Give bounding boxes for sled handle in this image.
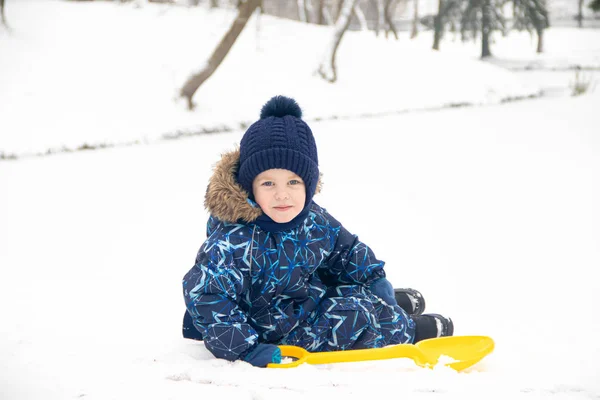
[267,335,494,371]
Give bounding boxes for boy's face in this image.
[252,168,306,223]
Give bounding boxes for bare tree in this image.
[411,0,419,38]
[333,0,344,20]
[373,0,398,38]
[433,0,444,49]
[305,0,315,21]
[1,0,7,27]
[432,0,460,50]
[317,0,326,24]
[383,0,399,39]
[481,0,492,57]
[179,0,261,109]
[323,5,334,23]
[318,0,358,82]
[577,0,584,27]
[374,0,385,36]
[353,3,369,30]
[297,0,309,22]
[315,0,334,24]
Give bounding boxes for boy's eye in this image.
[261,181,274,187]
[289,179,302,185]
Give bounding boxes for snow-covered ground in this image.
[1,1,600,400]
[1,0,599,157]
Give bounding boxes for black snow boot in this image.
[412,313,454,343]
[394,288,426,316]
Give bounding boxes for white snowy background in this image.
[1,1,599,399]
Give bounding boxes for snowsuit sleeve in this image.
[319,208,386,286]
[182,231,258,362]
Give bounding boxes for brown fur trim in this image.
[204,149,323,223]
[316,173,323,194]
[204,149,263,223]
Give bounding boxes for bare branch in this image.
[352,3,369,31]
[179,0,261,109]
[318,0,358,82]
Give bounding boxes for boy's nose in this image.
[275,191,290,200]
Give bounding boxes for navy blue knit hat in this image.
[238,96,319,205]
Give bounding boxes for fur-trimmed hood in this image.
[204,149,322,223]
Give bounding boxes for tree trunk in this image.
[481,0,492,58]
[536,27,544,53]
[383,0,398,39]
[334,0,344,21]
[577,0,583,27]
[432,0,443,50]
[527,0,548,53]
[316,0,334,25]
[318,0,325,24]
[305,0,314,23]
[1,0,7,26]
[209,0,218,8]
[318,0,358,83]
[297,0,308,22]
[375,0,384,36]
[411,0,419,39]
[460,0,474,41]
[323,6,334,24]
[179,0,261,110]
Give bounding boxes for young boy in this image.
[182,95,453,367]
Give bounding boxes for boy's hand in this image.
[243,344,282,367]
[369,278,398,306]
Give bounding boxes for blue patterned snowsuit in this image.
[182,150,415,362]
[183,207,416,362]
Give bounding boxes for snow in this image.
[1,1,600,400]
[6,0,598,157]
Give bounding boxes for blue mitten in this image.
[243,344,282,367]
[369,278,398,306]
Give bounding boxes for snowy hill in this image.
[4,0,598,157]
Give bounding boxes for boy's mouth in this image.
[273,206,292,211]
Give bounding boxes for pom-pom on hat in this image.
[238,96,319,205]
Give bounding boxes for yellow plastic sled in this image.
[267,335,494,371]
